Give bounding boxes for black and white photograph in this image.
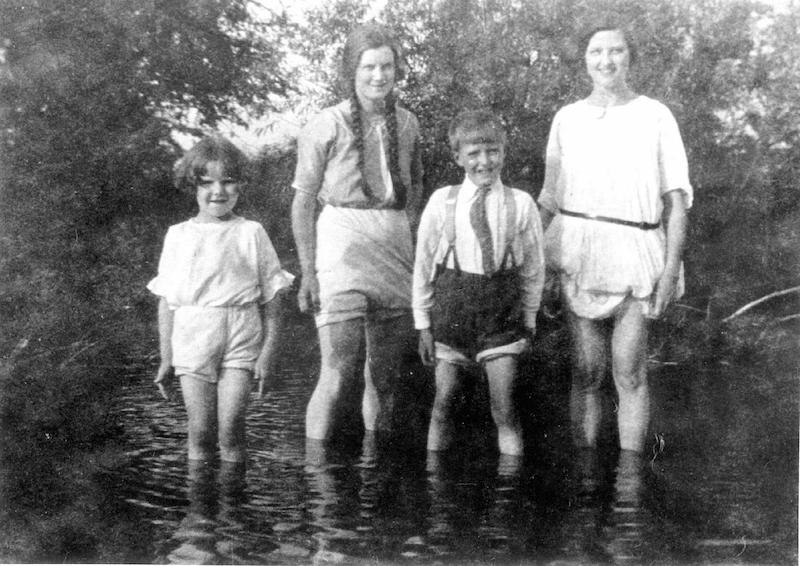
[0,0,797,563]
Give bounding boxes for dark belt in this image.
[559,208,660,230]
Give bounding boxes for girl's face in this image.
[354,46,396,106]
[195,160,239,222]
[585,29,631,90]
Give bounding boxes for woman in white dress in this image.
[538,25,692,459]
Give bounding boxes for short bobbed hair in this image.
[579,24,638,66]
[173,136,249,194]
[448,109,507,153]
[338,23,405,98]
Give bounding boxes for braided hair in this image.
[341,24,407,209]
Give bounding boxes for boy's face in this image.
[195,160,239,222]
[454,139,505,188]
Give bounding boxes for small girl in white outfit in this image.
[148,136,294,465]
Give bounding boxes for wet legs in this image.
[427,356,523,456]
[306,314,413,440]
[569,299,650,453]
[180,368,253,463]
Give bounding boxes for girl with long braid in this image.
[291,24,424,441]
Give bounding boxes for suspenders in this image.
[439,184,517,274]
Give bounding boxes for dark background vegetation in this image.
[0,0,797,561]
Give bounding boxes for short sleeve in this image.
[146,226,178,299]
[292,110,336,196]
[255,225,294,303]
[658,106,693,209]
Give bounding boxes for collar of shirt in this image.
[460,176,504,201]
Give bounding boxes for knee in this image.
[613,368,647,393]
[430,392,456,423]
[218,420,245,451]
[187,426,216,460]
[572,362,604,392]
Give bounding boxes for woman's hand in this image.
[154,362,175,401]
[418,328,436,367]
[254,352,277,399]
[649,272,678,319]
[297,273,320,314]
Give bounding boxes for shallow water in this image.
[105,318,797,565]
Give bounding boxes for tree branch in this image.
[722,286,800,323]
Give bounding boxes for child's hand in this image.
[418,329,436,367]
[297,274,320,314]
[154,363,175,401]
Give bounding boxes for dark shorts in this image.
[431,266,526,360]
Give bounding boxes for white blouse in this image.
[538,95,692,303]
[147,217,294,309]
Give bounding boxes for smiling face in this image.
[195,160,239,222]
[354,46,396,107]
[454,139,505,188]
[585,29,631,91]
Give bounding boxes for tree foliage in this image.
[297,0,800,312]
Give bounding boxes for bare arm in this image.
[154,297,175,400]
[651,189,688,317]
[254,294,284,398]
[291,191,319,314]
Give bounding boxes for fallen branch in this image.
[776,313,800,324]
[722,285,800,323]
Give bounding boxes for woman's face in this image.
[585,29,631,90]
[354,46,396,105]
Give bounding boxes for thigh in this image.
[365,312,415,363]
[318,319,365,374]
[217,368,253,429]
[568,311,608,386]
[611,298,648,384]
[180,374,217,429]
[484,356,519,401]
[433,360,462,401]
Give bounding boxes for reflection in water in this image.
[304,434,430,563]
[561,448,651,565]
[164,460,255,565]
[104,324,796,564]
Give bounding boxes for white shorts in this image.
[172,304,261,383]
[435,338,531,367]
[315,205,414,327]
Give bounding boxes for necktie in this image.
[470,185,495,274]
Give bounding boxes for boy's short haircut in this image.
[174,135,249,194]
[448,109,507,152]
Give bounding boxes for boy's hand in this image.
[297,273,320,314]
[154,363,175,401]
[418,329,436,366]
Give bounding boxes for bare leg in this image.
[217,368,253,463]
[484,355,523,456]
[362,362,380,432]
[568,312,608,449]
[363,313,414,433]
[427,360,461,451]
[611,299,649,453]
[306,319,363,440]
[180,375,217,462]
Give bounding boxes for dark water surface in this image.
[105,318,798,565]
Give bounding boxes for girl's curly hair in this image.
[173,136,249,194]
